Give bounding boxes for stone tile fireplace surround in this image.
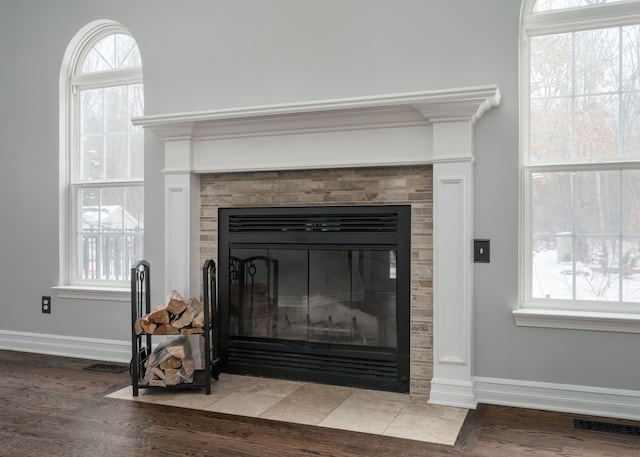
[201,166,431,394]
[134,86,501,408]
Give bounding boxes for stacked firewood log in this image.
[143,336,195,386]
[134,290,206,336]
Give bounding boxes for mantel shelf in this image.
[132,85,501,141]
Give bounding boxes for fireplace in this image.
[218,205,411,392]
[134,86,500,406]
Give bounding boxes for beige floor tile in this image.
[107,386,183,404]
[260,399,331,425]
[384,411,467,445]
[319,405,399,434]
[204,392,283,417]
[259,383,354,425]
[109,385,226,410]
[221,374,304,398]
[152,391,222,410]
[105,386,133,399]
[282,382,354,404]
[401,396,468,419]
[341,388,409,413]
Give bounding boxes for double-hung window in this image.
[520,0,640,326]
[62,23,144,291]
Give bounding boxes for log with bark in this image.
[134,290,209,336]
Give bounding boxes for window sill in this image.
[52,286,130,302]
[513,308,640,333]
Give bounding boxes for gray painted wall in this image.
[1,0,638,390]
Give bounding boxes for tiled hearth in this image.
[108,375,467,445]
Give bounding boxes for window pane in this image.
[575,171,620,235]
[623,170,640,234]
[533,0,626,12]
[79,83,143,182]
[574,237,620,301]
[106,133,127,179]
[80,88,103,135]
[622,25,640,91]
[129,84,144,119]
[105,86,128,131]
[80,47,112,73]
[531,34,573,99]
[575,28,619,95]
[125,186,144,230]
[622,93,640,158]
[531,168,573,300]
[532,234,574,299]
[575,95,619,159]
[621,238,640,301]
[532,172,573,235]
[530,97,573,161]
[76,186,143,281]
[100,187,124,232]
[130,130,144,179]
[114,34,141,69]
[80,136,103,181]
[78,188,99,280]
[80,33,141,73]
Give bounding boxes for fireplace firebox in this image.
[218,205,411,392]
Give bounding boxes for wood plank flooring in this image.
[1,350,639,456]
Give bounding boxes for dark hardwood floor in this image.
[1,350,639,456]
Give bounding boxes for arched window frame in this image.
[517,0,640,331]
[56,20,144,300]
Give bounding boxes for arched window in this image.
[520,0,640,316]
[60,21,144,290]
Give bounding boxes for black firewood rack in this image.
[130,259,220,396]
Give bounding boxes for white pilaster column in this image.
[429,121,476,408]
[162,138,200,299]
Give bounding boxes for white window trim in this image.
[59,20,142,298]
[516,0,640,332]
[52,285,130,302]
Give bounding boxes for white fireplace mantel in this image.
[133,85,501,408]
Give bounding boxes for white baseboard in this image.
[428,377,476,408]
[474,376,640,421]
[0,329,130,364]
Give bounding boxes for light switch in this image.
[474,239,490,263]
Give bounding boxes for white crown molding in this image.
[132,86,501,141]
[0,330,130,363]
[475,376,640,421]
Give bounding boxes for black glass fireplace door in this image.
[218,205,411,392]
[229,246,397,349]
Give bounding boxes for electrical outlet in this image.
[42,296,51,314]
